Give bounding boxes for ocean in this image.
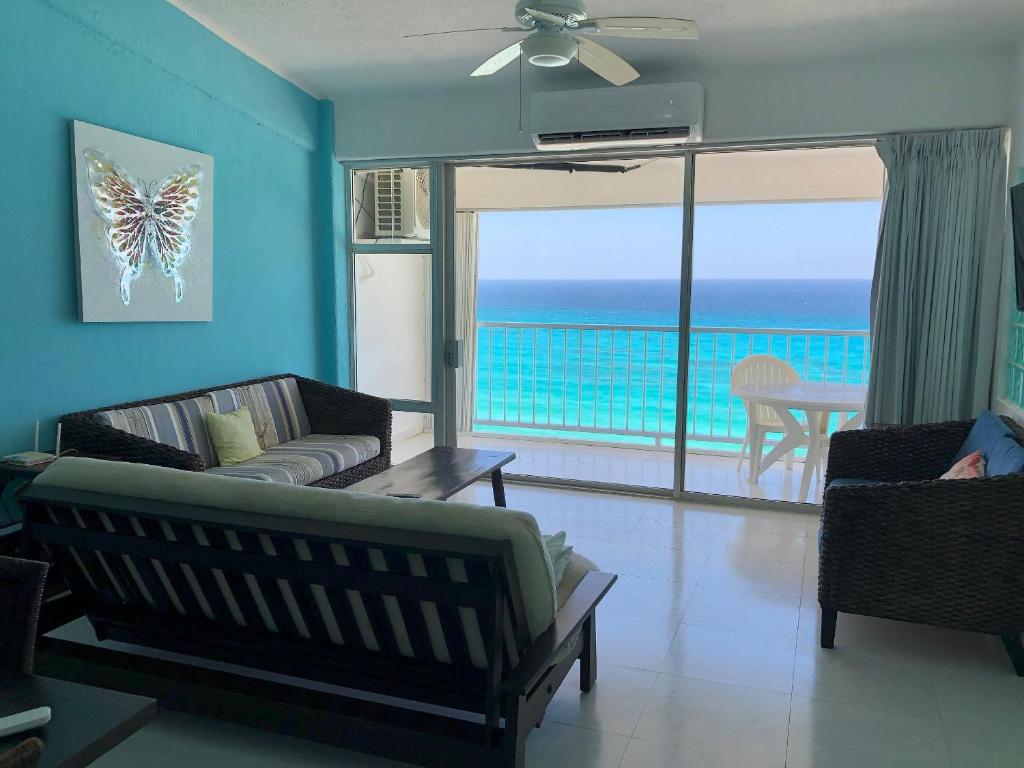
[478,279,872,330]
[472,279,871,445]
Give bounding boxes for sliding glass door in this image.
[451,157,689,491]
[680,147,883,504]
[348,146,883,508]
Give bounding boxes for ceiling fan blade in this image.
[471,41,523,77]
[574,37,639,86]
[405,27,525,38]
[523,6,568,29]
[577,17,699,40]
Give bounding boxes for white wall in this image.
[353,251,432,441]
[336,46,1014,161]
[1011,42,1024,171]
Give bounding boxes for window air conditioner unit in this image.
[374,168,430,239]
[528,82,704,152]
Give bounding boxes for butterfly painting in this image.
[84,149,202,305]
[72,121,214,323]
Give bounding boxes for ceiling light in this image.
[522,33,577,67]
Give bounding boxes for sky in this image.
[477,201,882,281]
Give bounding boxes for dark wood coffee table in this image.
[348,447,516,506]
[0,674,156,768]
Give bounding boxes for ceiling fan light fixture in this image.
[522,33,578,67]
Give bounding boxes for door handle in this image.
[446,339,465,369]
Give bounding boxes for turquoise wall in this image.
[0,0,342,456]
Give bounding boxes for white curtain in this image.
[866,128,1009,425]
[456,211,479,433]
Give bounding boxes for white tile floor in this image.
[447,433,825,504]
[92,484,1023,768]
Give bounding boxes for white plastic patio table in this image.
[732,381,868,503]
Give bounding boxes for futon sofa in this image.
[819,413,1024,675]
[21,457,615,768]
[59,374,391,488]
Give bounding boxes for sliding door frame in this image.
[357,131,907,510]
[672,154,697,499]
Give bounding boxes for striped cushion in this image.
[204,434,380,484]
[207,378,310,450]
[94,397,218,467]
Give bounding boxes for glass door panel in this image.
[682,147,883,504]
[453,158,686,490]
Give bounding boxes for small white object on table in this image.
[732,381,868,502]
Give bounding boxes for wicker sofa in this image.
[819,416,1024,676]
[59,374,391,489]
[20,458,615,768]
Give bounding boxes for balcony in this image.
[456,321,870,503]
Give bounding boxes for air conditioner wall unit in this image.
[373,168,430,239]
[528,82,704,152]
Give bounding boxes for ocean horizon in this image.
[477,278,871,330]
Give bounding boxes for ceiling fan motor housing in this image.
[514,0,588,28]
[523,30,579,67]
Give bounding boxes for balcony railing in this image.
[473,321,870,449]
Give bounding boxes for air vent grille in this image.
[374,168,403,237]
[535,125,692,149]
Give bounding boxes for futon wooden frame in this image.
[19,483,615,767]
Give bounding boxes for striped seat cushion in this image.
[207,377,311,450]
[204,434,380,484]
[93,397,218,467]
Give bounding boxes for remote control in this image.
[0,707,51,738]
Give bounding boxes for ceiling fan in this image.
[405,1,698,87]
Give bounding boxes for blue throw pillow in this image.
[985,434,1024,476]
[954,410,1014,463]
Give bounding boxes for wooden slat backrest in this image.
[20,485,535,711]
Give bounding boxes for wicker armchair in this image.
[59,374,392,488]
[0,739,43,768]
[819,418,1024,675]
[0,557,49,673]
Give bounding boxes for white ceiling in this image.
[168,0,1024,98]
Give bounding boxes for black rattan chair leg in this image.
[820,605,837,649]
[1001,633,1024,677]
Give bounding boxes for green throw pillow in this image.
[542,530,574,587]
[206,407,263,466]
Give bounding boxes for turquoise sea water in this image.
[473,279,871,446]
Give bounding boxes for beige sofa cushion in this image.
[557,552,600,609]
[35,457,557,641]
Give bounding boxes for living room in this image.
[2,1,1024,767]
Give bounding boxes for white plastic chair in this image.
[731,355,804,480]
[812,409,865,482]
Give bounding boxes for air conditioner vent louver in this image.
[373,168,429,240]
[528,83,704,152]
[536,125,691,149]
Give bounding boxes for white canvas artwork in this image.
[71,120,214,322]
